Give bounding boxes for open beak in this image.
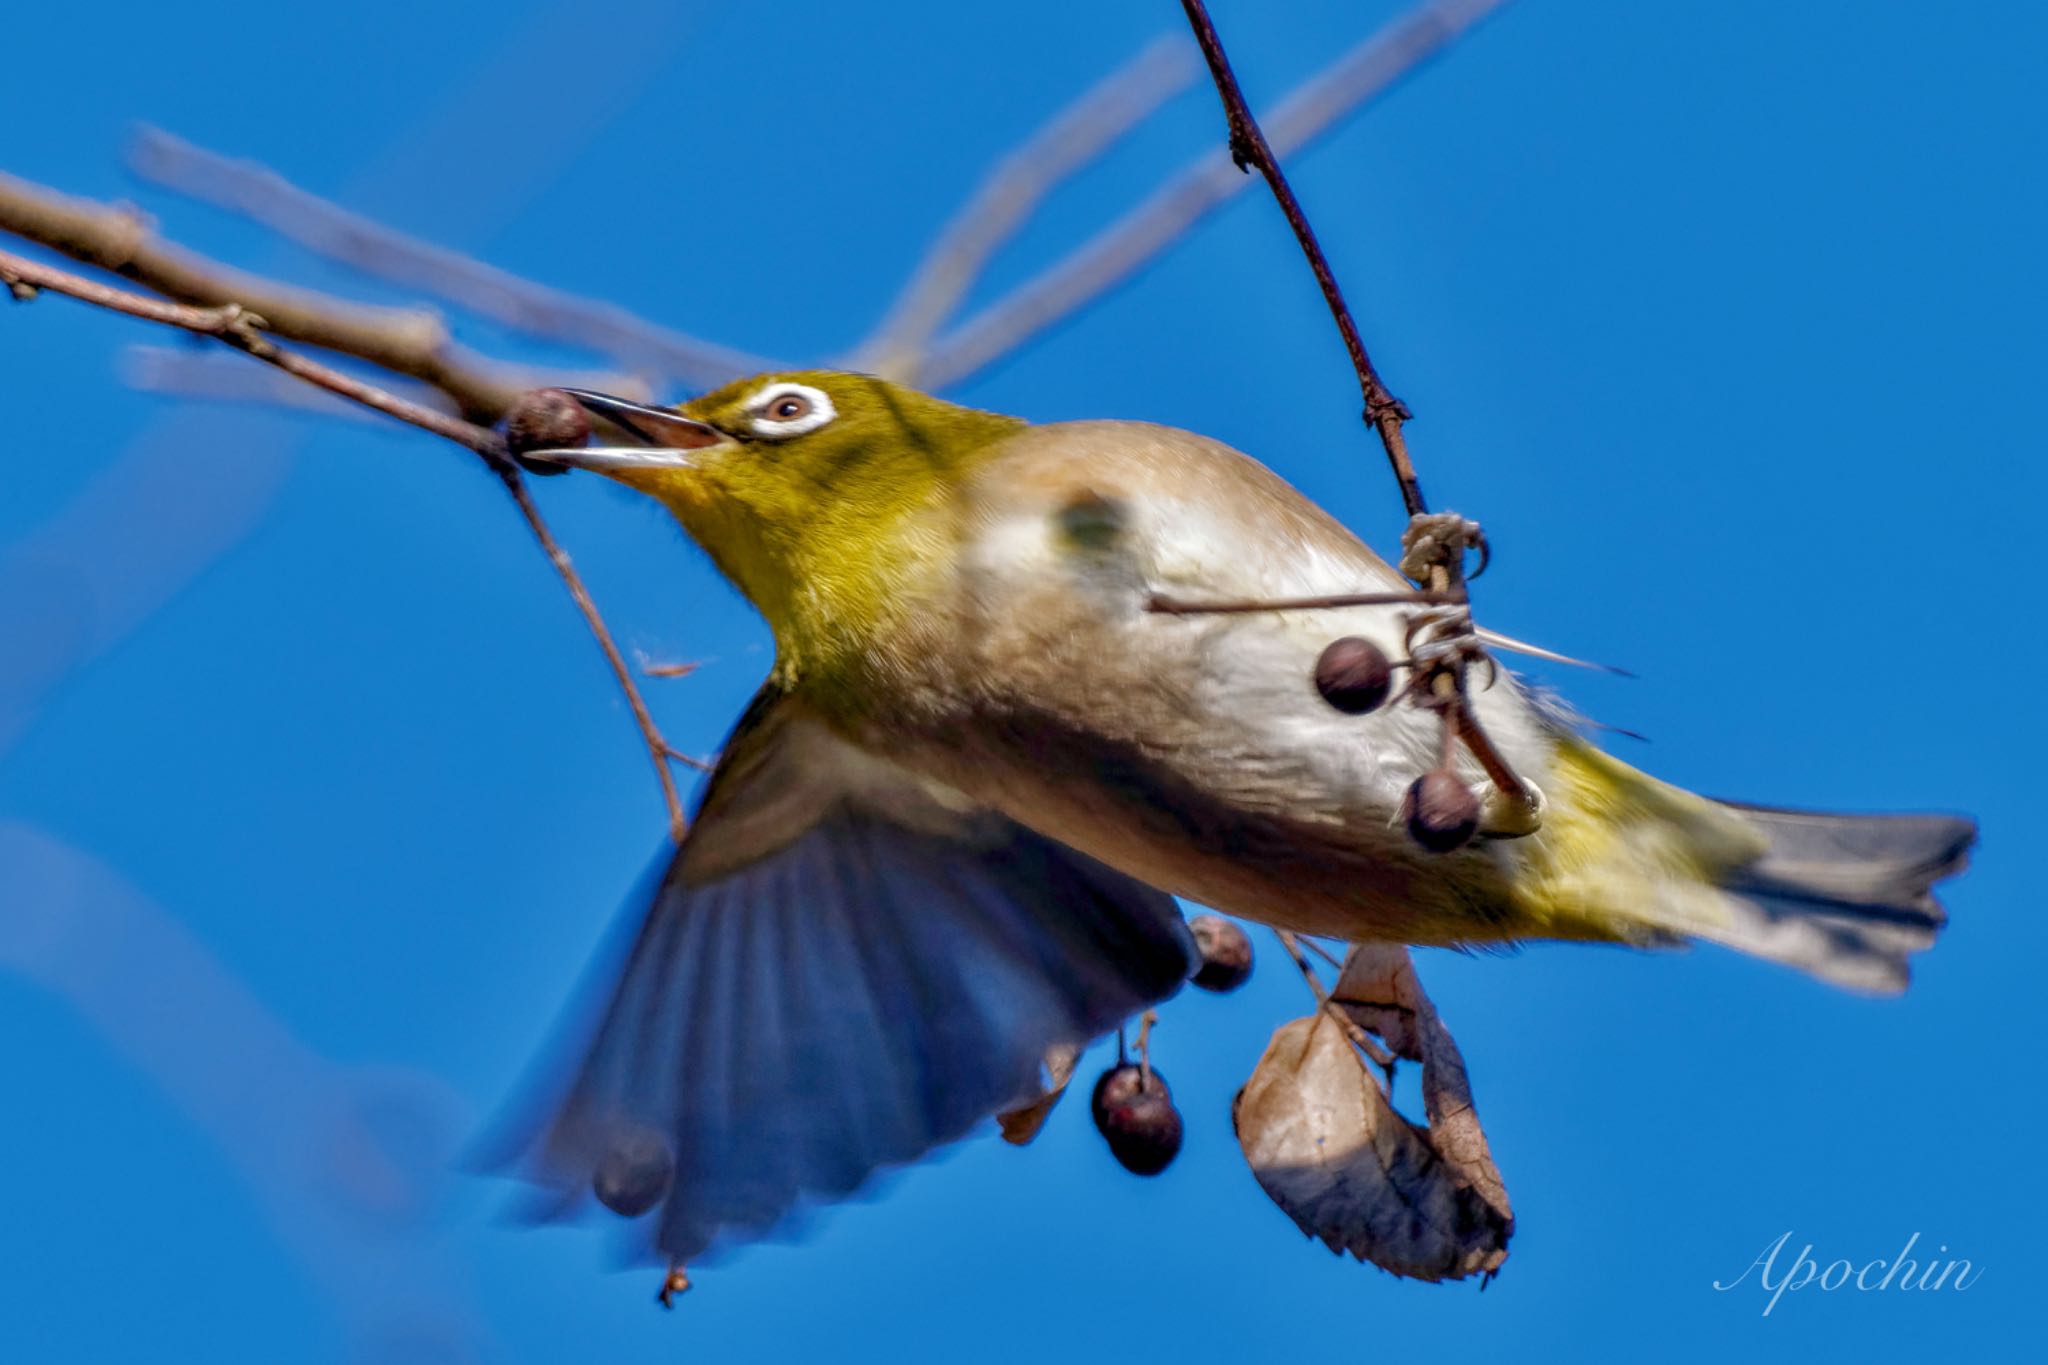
[522,388,729,472]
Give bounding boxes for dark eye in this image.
[746,382,835,437]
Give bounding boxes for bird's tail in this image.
[1527,741,1976,994]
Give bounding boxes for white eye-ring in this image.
[746,382,836,439]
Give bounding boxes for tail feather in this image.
[1698,804,1975,994]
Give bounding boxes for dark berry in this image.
[1314,637,1393,714]
[503,387,591,476]
[1091,1063,1153,1133]
[1091,1064,1183,1176]
[1188,914,1253,993]
[1402,768,1481,852]
[1104,1093,1183,1176]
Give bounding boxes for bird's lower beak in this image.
[521,388,729,472]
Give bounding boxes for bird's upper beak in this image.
[522,388,730,473]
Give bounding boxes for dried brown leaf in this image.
[1330,941,1426,1060]
[1331,944,1511,1221]
[997,1043,1081,1146]
[1234,946,1511,1281]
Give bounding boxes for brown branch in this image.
[129,128,775,388]
[853,33,1201,380]
[1,247,689,841]
[1273,931,1399,1077]
[1146,588,1459,615]
[1298,934,1347,971]
[0,9,1512,845]
[1133,1008,1159,1088]
[1180,0,1422,516]
[120,345,652,424]
[121,344,459,423]
[660,742,716,774]
[0,171,550,424]
[923,0,1513,390]
[490,468,689,840]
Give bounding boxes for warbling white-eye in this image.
[493,371,1973,1263]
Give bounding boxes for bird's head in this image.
[530,370,1025,672]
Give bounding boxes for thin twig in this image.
[1273,931,1398,1078]
[121,345,651,424]
[1180,0,1422,515]
[660,742,716,774]
[1146,588,1458,615]
[129,127,775,388]
[853,34,1201,380]
[922,0,1512,390]
[1272,929,1325,998]
[1,247,688,841]
[121,344,459,423]
[494,470,689,841]
[1298,935,1347,971]
[0,171,548,423]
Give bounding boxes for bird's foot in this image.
[1399,512,1488,582]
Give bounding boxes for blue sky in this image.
[3,1,2040,1360]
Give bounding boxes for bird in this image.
[488,370,1974,1266]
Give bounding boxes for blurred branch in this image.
[0,823,486,1354]
[0,247,689,841]
[0,2,1508,845]
[130,127,775,388]
[0,170,556,423]
[853,33,1201,380]
[6,0,1508,417]
[921,0,1512,390]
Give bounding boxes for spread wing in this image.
[485,684,1195,1263]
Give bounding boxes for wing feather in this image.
[487,687,1194,1263]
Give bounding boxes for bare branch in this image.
[1,247,689,840]
[1,170,550,423]
[1181,0,1422,515]
[853,33,1201,380]
[922,0,1512,390]
[130,127,775,388]
[122,345,653,423]
[502,470,690,841]
[0,4,1512,845]
[1273,930,1400,1075]
[1147,588,1459,615]
[121,344,454,423]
